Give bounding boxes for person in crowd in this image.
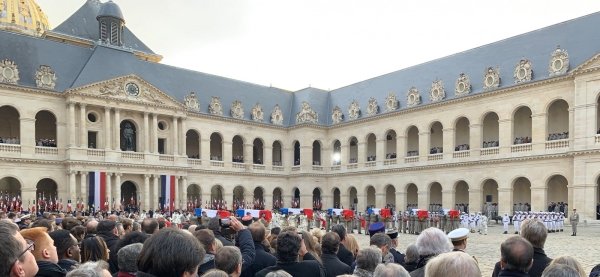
[343,234,360,260]
[264,270,293,277]
[195,229,217,274]
[85,220,98,239]
[208,217,234,246]
[403,244,419,272]
[0,220,39,277]
[255,230,325,277]
[240,222,276,277]
[492,218,552,277]
[32,219,55,233]
[141,218,158,236]
[113,231,147,257]
[299,230,322,263]
[65,260,112,277]
[20,227,67,277]
[19,214,32,230]
[409,227,452,277]
[423,251,480,277]
[70,225,85,242]
[96,220,120,273]
[49,229,80,272]
[353,246,382,277]
[589,264,600,277]
[201,269,229,277]
[540,264,579,277]
[136,228,205,277]
[332,224,354,267]
[547,256,585,277]
[115,243,143,277]
[80,236,110,263]
[370,233,393,264]
[386,230,405,266]
[374,263,410,277]
[497,236,534,277]
[321,232,351,277]
[214,246,247,277]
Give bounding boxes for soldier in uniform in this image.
[200,211,210,227]
[409,212,415,234]
[277,210,287,228]
[447,228,478,264]
[386,230,405,266]
[338,211,347,233]
[371,211,380,235]
[331,211,340,230]
[288,211,297,228]
[480,213,488,235]
[325,211,332,232]
[356,212,363,234]
[298,211,308,231]
[569,208,579,236]
[347,212,354,234]
[440,211,447,233]
[502,213,510,234]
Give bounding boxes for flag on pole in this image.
[67,200,72,212]
[160,175,176,212]
[89,172,107,211]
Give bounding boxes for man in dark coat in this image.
[208,217,234,246]
[321,232,351,277]
[332,224,354,267]
[240,222,276,277]
[496,236,534,277]
[386,230,405,266]
[96,220,120,274]
[194,229,217,275]
[255,231,325,277]
[491,218,552,277]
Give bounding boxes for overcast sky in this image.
[36,0,600,91]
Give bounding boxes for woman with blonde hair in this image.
[80,236,110,263]
[549,255,586,277]
[343,234,359,259]
[299,230,322,263]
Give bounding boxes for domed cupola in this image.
[97,0,125,46]
[0,0,51,37]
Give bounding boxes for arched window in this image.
[110,22,119,45]
[100,21,107,41]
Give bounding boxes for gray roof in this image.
[2,9,600,127]
[97,0,125,22]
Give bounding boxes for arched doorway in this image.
[454,181,469,211]
[332,140,341,165]
[312,141,321,165]
[385,185,396,210]
[455,117,470,151]
[312,188,321,209]
[366,186,375,207]
[210,133,223,161]
[406,126,419,157]
[233,186,245,205]
[272,141,282,166]
[210,185,224,207]
[513,106,533,144]
[406,183,418,210]
[120,120,137,151]
[366,134,376,161]
[349,187,357,210]
[429,182,442,211]
[429,122,443,154]
[273,188,283,209]
[547,175,568,205]
[253,187,264,209]
[253,138,264,164]
[292,188,300,207]
[348,137,358,163]
[0,177,21,212]
[385,130,397,159]
[513,177,532,212]
[333,188,341,209]
[0,106,20,144]
[482,179,499,216]
[187,184,201,209]
[547,100,569,141]
[186,130,200,159]
[35,110,57,147]
[121,181,137,211]
[232,135,244,163]
[36,178,58,211]
[482,112,499,148]
[293,141,300,165]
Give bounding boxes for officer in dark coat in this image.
[386,230,405,266]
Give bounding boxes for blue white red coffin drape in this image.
[160,175,176,211]
[88,172,106,211]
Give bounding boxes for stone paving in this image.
[350,223,599,276]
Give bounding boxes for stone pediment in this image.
[570,51,600,75]
[66,74,186,109]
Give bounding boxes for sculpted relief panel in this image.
[296,102,318,124]
[429,79,445,102]
[483,67,500,90]
[366,97,379,116]
[97,78,166,104]
[251,102,264,122]
[406,87,420,107]
[549,46,569,76]
[514,58,532,84]
[271,105,284,125]
[231,100,244,119]
[348,100,360,120]
[332,105,343,124]
[0,59,19,84]
[35,65,57,90]
[184,92,199,112]
[385,92,398,111]
[209,97,223,115]
[454,73,471,96]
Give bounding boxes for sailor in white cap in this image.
[447,228,478,263]
[502,213,510,234]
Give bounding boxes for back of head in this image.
[424,251,480,277]
[49,229,74,259]
[405,244,419,264]
[374,263,410,277]
[62,218,80,231]
[370,233,392,250]
[590,264,600,277]
[136,228,205,276]
[549,256,585,277]
[265,270,293,277]
[81,236,109,263]
[201,269,229,277]
[501,236,534,273]
[65,260,109,277]
[117,243,143,273]
[331,224,346,240]
[32,219,53,232]
[20,227,56,262]
[276,231,302,263]
[321,232,340,255]
[114,231,148,255]
[0,220,21,276]
[194,229,216,253]
[356,246,382,272]
[270,227,281,236]
[208,217,220,231]
[214,246,242,274]
[70,226,85,240]
[97,220,116,233]
[415,227,452,256]
[541,264,580,277]
[85,220,98,234]
[141,218,158,234]
[520,218,547,249]
[248,222,266,242]
[121,218,132,231]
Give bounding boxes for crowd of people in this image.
[514,137,532,145]
[348,158,357,164]
[0,136,19,144]
[385,153,397,159]
[548,132,569,141]
[454,144,470,151]
[366,156,376,162]
[233,156,245,163]
[406,151,419,157]
[313,161,322,165]
[482,141,499,148]
[36,139,57,147]
[0,207,593,277]
[429,147,443,154]
[189,154,200,159]
[210,155,223,161]
[272,161,282,166]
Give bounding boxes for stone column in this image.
[418,132,430,158]
[114,109,121,151]
[152,114,158,153]
[264,193,273,210]
[244,143,253,164]
[532,113,547,151]
[568,108,575,151]
[468,189,482,213]
[172,117,179,155]
[80,172,87,207]
[442,189,454,209]
[375,193,386,208]
[79,103,87,148]
[264,146,273,167]
[498,188,513,215]
[530,186,546,212]
[201,137,211,161]
[340,145,348,166]
[357,142,366,164]
[105,173,112,210]
[300,143,312,169]
[469,124,482,158]
[396,135,406,160]
[143,174,150,211]
[223,141,232,167]
[498,119,513,154]
[19,117,35,154]
[376,139,385,164]
[68,171,77,204]
[418,191,429,211]
[340,194,349,210]
[143,112,149,153]
[68,102,76,147]
[180,118,187,156]
[322,146,332,168]
[395,191,406,212]
[152,175,159,210]
[442,128,454,159]
[104,107,111,150]
[114,173,122,204]
[179,177,187,210]
[300,193,312,209]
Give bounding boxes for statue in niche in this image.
[123,123,135,151]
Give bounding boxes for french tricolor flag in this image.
[89,172,107,211]
[161,175,176,211]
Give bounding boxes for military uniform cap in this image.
[386,230,398,240]
[447,228,469,241]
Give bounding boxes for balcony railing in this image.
[384,159,397,165]
[545,139,569,149]
[210,161,224,167]
[291,166,300,171]
[159,155,174,162]
[312,166,323,171]
[272,166,284,171]
[331,165,341,171]
[35,146,58,155]
[452,150,470,158]
[365,161,376,167]
[87,149,105,157]
[232,162,246,169]
[428,153,443,161]
[347,164,358,170]
[0,143,21,153]
[480,147,499,156]
[511,143,532,153]
[121,152,143,159]
[405,156,419,163]
[253,164,265,170]
[188,159,202,166]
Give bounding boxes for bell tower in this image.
[96,0,125,46]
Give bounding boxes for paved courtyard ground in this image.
[351,223,599,276]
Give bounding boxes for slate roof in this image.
[2,4,600,127]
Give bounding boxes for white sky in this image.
[36,0,600,91]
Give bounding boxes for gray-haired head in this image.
[424,251,480,277]
[117,243,143,273]
[374,263,410,277]
[520,218,547,249]
[356,246,382,272]
[265,270,293,277]
[415,227,452,256]
[405,244,419,264]
[66,260,110,277]
[541,264,580,277]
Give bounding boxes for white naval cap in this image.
[447,228,470,242]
